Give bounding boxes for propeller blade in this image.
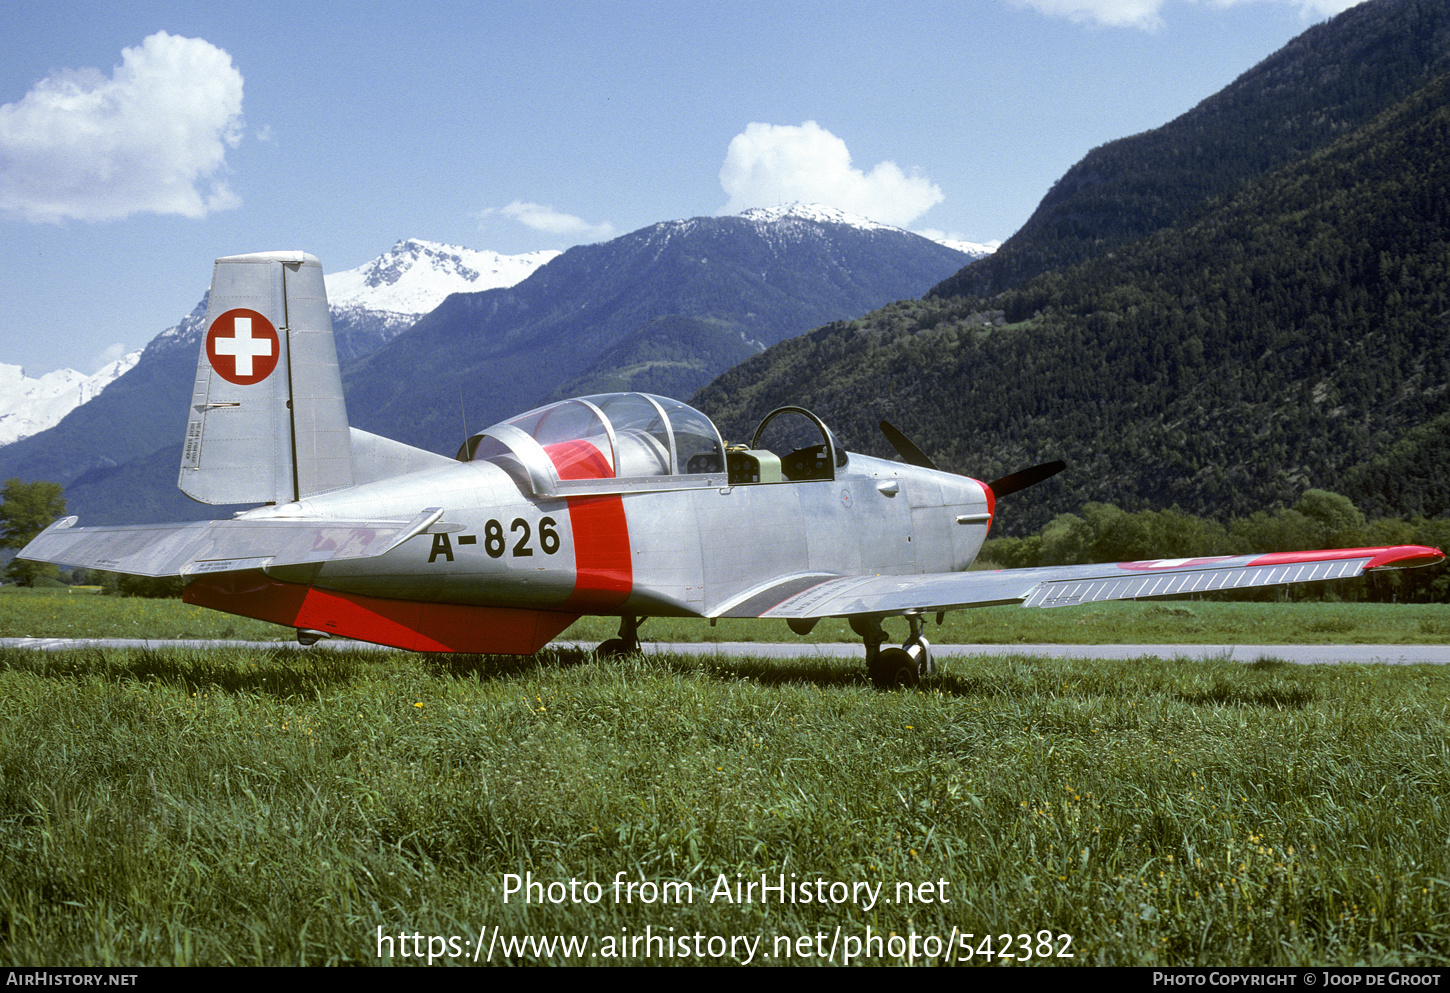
[880,419,1063,500]
[988,460,1066,499]
[879,420,938,471]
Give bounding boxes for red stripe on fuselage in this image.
[543,440,634,611]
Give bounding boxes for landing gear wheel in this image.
[593,638,636,659]
[869,647,922,689]
[594,616,645,658]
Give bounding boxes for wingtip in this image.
[1248,545,1445,570]
[1364,545,1445,570]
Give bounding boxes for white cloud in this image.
[717,121,944,228]
[1013,0,1366,30]
[0,33,244,223]
[88,342,129,373]
[480,200,616,242]
[1012,0,1167,30]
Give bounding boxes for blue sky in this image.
[0,0,1363,376]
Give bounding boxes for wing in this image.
[744,546,1444,619]
[18,508,444,578]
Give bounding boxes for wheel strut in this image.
[850,615,887,667]
[903,612,934,679]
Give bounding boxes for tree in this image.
[1,478,66,586]
[1293,489,1367,548]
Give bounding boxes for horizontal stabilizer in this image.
[19,509,443,578]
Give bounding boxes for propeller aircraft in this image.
[20,251,1445,687]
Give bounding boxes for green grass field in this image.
[2,641,1450,965]
[0,587,287,642]
[1,592,1447,966]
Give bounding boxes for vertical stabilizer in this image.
[179,252,353,505]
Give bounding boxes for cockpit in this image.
[726,405,848,485]
[457,392,846,495]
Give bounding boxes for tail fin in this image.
[179,251,353,505]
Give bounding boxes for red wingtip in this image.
[1247,545,1445,570]
[1365,545,1445,570]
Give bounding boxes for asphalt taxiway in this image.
[0,638,1444,665]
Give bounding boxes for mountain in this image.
[695,0,1450,534]
[933,0,1450,300]
[0,351,141,447]
[326,239,560,360]
[549,315,764,401]
[0,240,557,523]
[342,205,979,452]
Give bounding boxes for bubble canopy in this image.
[458,393,726,490]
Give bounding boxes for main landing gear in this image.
[852,613,934,690]
[594,615,645,658]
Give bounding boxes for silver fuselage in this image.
[259,452,991,619]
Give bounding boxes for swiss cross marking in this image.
[206,309,280,385]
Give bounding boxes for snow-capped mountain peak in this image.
[734,204,997,259]
[320,238,563,361]
[325,238,561,315]
[0,352,142,447]
[736,203,898,232]
[930,236,1001,257]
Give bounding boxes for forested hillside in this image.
[695,5,1450,539]
[934,0,1450,299]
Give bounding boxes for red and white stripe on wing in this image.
[1024,545,1442,608]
